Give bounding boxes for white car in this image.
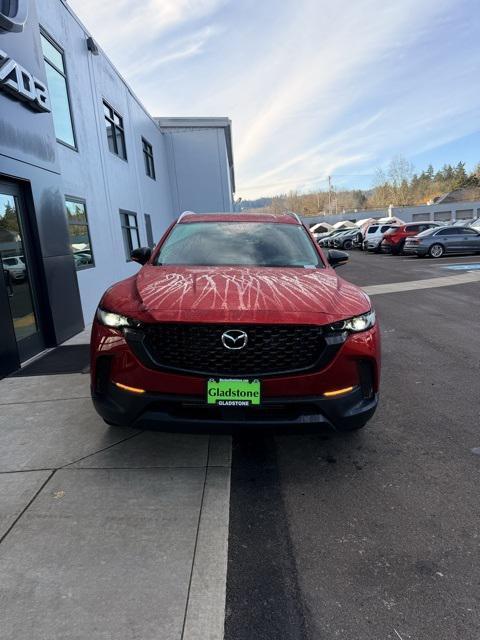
[2,256,26,281]
[364,224,399,252]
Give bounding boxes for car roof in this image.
[178,212,300,225]
[405,221,438,226]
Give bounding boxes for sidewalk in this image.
[0,327,231,640]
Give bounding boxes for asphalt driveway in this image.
[225,251,480,640]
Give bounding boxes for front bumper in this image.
[92,383,378,432]
[90,322,380,432]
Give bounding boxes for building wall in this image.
[0,0,235,376]
[0,0,84,350]
[160,125,234,216]
[37,0,176,321]
[35,1,234,322]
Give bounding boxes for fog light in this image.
[114,382,146,394]
[323,386,354,397]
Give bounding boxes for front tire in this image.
[429,243,444,258]
[343,239,353,250]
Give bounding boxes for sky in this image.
[69,0,480,199]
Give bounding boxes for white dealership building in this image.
[0,0,235,376]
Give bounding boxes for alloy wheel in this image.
[429,243,444,258]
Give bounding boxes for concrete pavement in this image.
[0,327,231,640]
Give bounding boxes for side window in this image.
[104,101,127,160]
[436,228,457,236]
[142,139,156,179]
[407,225,420,232]
[368,226,378,234]
[463,228,478,235]
[120,210,140,260]
[40,31,76,148]
[144,213,154,247]
[65,198,94,270]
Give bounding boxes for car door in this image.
[462,227,480,253]
[435,227,461,253]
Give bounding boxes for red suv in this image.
[91,213,380,432]
[381,222,440,255]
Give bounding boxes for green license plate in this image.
[207,378,261,406]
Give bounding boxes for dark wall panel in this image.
[0,267,20,376]
[42,254,84,344]
[33,182,72,259]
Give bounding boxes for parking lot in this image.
[226,250,480,640]
[1,250,480,639]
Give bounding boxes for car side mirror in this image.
[327,249,349,268]
[130,247,152,265]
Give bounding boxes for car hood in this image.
[101,265,371,324]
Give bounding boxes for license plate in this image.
[207,378,261,406]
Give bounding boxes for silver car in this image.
[404,226,480,258]
[2,256,26,281]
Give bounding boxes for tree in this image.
[0,202,19,233]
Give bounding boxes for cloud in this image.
[70,0,225,65]
[121,26,220,78]
[69,0,480,199]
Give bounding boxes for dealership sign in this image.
[0,0,28,33]
[0,49,50,112]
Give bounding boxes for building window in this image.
[120,210,140,260]
[144,213,154,247]
[40,31,76,148]
[103,101,127,159]
[65,198,94,270]
[142,138,156,179]
[433,211,452,222]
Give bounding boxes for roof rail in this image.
[285,211,302,224]
[178,210,196,222]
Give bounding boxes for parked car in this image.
[327,230,351,248]
[332,228,363,250]
[404,226,480,258]
[380,222,440,255]
[91,212,380,432]
[363,224,399,252]
[74,251,93,268]
[318,229,348,247]
[353,231,367,249]
[1,256,26,281]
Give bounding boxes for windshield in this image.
[155,222,323,268]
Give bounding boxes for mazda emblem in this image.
[221,329,248,350]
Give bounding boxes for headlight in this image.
[96,307,134,328]
[330,310,376,333]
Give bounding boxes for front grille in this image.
[140,323,326,376]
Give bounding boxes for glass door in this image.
[0,182,44,362]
